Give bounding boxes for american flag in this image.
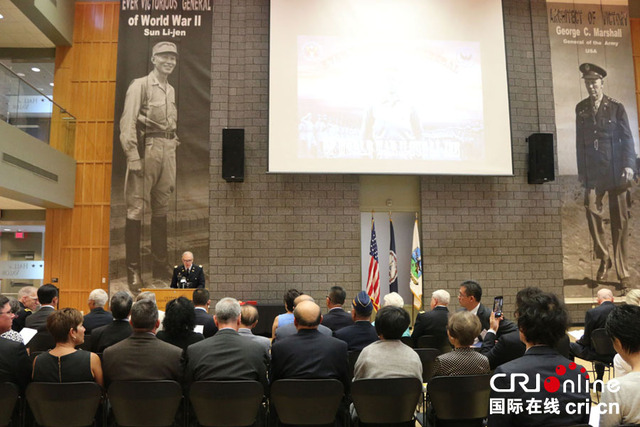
[366,216,380,309]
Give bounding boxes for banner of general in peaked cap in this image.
[109,0,213,294]
[546,1,640,299]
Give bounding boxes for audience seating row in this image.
[0,376,492,427]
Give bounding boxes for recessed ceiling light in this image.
[16,72,25,77]
[31,67,41,72]
[49,83,54,87]
[3,228,10,231]
[37,88,44,91]
[0,14,4,19]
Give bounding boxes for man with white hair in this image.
[411,289,450,347]
[184,297,268,389]
[170,251,205,288]
[570,288,616,380]
[83,288,113,333]
[12,286,38,332]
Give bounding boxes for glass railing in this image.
[0,62,75,156]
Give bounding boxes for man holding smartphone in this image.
[458,280,517,338]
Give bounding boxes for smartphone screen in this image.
[493,296,504,318]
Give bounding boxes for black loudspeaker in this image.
[527,133,555,184]
[222,128,244,182]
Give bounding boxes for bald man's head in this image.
[597,288,614,304]
[293,294,314,307]
[294,300,322,329]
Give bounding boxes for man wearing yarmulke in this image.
[576,63,636,293]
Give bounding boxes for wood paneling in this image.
[45,2,119,311]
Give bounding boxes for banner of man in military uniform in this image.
[546,0,639,298]
[109,0,213,293]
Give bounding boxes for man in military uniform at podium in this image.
[170,251,205,288]
[576,63,637,293]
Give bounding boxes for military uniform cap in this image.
[352,290,373,315]
[152,41,178,56]
[580,63,606,79]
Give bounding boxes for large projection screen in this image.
[269,0,513,175]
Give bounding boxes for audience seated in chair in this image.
[599,304,640,426]
[184,297,268,389]
[12,286,38,332]
[238,304,272,354]
[321,286,354,332]
[102,298,182,386]
[489,287,589,427]
[570,288,616,381]
[157,296,204,351]
[90,290,133,353]
[480,310,526,370]
[32,308,103,386]
[354,305,422,381]
[271,288,300,339]
[274,294,332,342]
[432,311,490,377]
[334,291,378,351]
[411,289,451,348]
[192,288,218,338]
[614,289,640,378]
[83,288,113,334]
[458,280,518,339]
[25,284,58,332]
[0,295,31,392]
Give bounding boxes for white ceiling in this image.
[0,0,55,48]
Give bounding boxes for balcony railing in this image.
[0,62,75,156]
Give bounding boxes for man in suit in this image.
[170,251,205,288]
[12,286,38,332]
[91,291,133,353]
[192,288,217,337]
[238,304,271,354]
[321,286,353,332]
[25,283,58,332]
[83,288,113,333]
[458,280,517,338]
[335,290,378,351]
[576,63,636,291]
[570,288,616,379]
[184,297,268,389]
[411,289,450,347]
[102,298,183,386]
[0,295,31,391]
[271,299,349,392]
[274,295,332,342]
[480,311,526,370]
[489,288,589,426]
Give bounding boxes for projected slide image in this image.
[297,36,484,162]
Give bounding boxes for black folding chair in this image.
[189,380,264,427]
[0,382,19,427]
[348,350,361,381]
[427,374,491,427]
[26,382,103,427]
[351,377,422,427]
[400,336,414,348]
[417,335,451,354]
[107,380,183,427]
[271,379,344,426]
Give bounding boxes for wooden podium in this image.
[140,288,194,310]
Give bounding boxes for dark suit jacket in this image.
[489,346,589,426]
[577,301,615,348]
[334,321,379,351]
[473,304,518,338]
[321,308,354,332]
[194,308,217,338]
[0,338,31,391]
[90,320,132,353]
[480,330,526,370]
[271,328,349,392]
[25,306,55,332]
[11,302,32,332]
[102,331,183,386]
[184,328,268,390]
[170,264,205,288]
[411,306,449,346]
[83,307,113,334]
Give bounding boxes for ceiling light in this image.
[16,72,25,77]
[31,67,41,72]
[0,14,4,19]
[49,83,54,87]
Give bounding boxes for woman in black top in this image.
[157,297,204,351]
[32,308,103,386]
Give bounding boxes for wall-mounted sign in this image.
[0,261,44,280]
